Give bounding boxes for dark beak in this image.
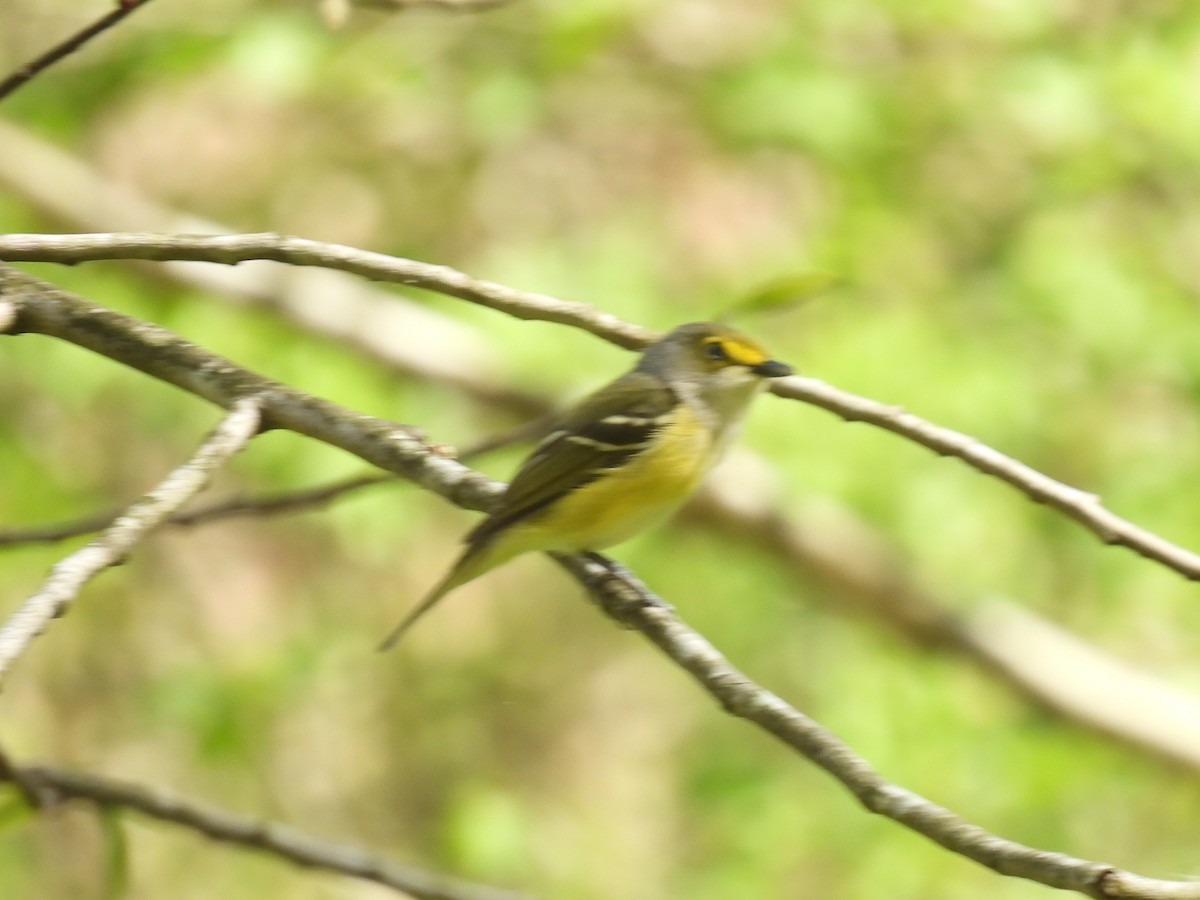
[751,359,793,378]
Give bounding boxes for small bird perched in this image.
[379,321,793,650]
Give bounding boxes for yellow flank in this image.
[404,405,713,627]
[505,403,712,555]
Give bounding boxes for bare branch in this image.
[1,233,1196,584]
[0,397,262,685]
[5,763,529,900]
[0,298,16,333]
[963,599,1200,772]
[557,554,1200,900]
[0,475,394,547]
[0,509,129,547]
[0,232,655,348]
[771,377,1200,582]
[0,262,503,519]
[0,1,159,103]
[0,742,47,809]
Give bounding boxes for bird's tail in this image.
[376,540,501,651]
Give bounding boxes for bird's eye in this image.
[704,341,728,361]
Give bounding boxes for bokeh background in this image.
[3,0,1200,898]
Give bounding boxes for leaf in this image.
[721,271,844,318]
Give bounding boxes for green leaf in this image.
[721,272,845,319]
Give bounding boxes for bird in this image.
[378,321,793,650]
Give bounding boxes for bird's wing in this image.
[467,371,679,545]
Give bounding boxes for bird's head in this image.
[641,321,794,386]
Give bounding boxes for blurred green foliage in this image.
[2,0,1200,898]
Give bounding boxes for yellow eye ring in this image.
[703,341,728,361]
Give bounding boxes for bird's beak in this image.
[751,359,793,378]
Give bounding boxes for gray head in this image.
[636,322,793,383]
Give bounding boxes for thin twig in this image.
[0,405,545,548]
[6,764,529,900]
[0,1,159,103]
[0,509,127,547]
[0,398,262,686]
[0,475,394,547]
[1,233,1196,584]
[0,743,45,809]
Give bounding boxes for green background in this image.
[2,0,1200,897]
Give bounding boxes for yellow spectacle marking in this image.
[715,337,769,367]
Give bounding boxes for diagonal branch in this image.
[0,396,262,685]
[4,763,530,900]
[0,1,160,103]
[0,261,503,530]
[0,232,654,347]
[770,377,1200,582]
[1,233,1196,583]
[557,554,1200,900]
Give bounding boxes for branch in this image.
[557,554,1200,900]
[0,395,262,686]
[0,474,394,547]
[4,763,529,900]
[0,262,502,530]
[0,232,654,348]
[770,377,1200,582]
[0,1,159,103]
[0,742,47,809]
[1,233,1196,584]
